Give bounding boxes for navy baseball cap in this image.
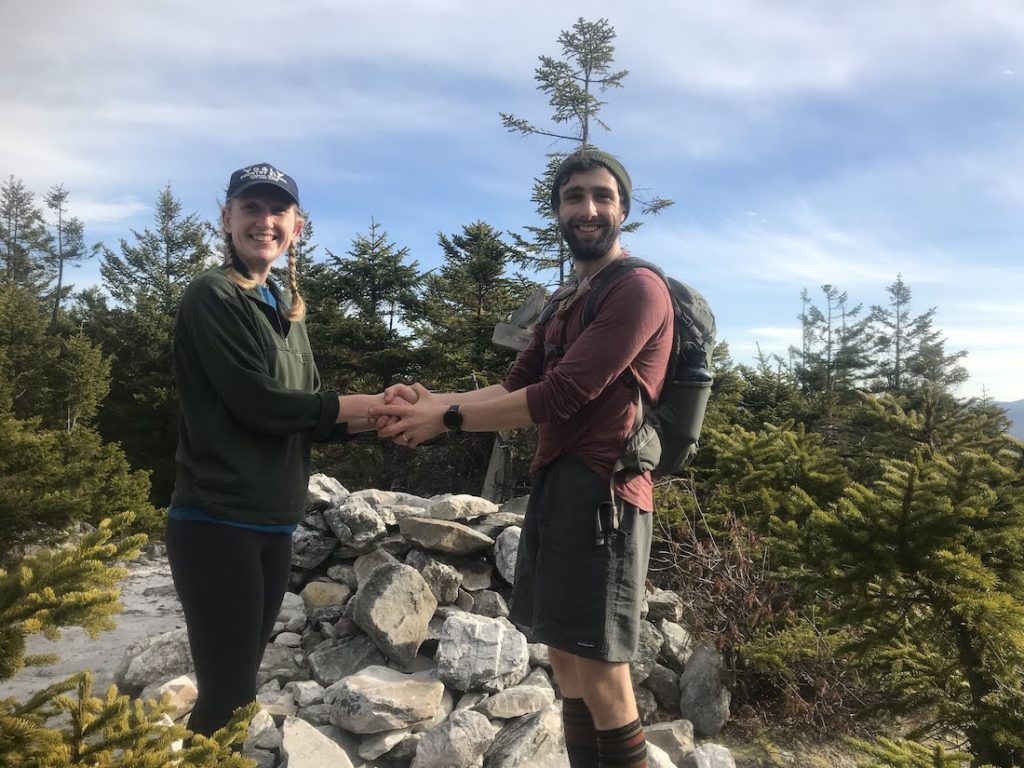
[226,163,300,206]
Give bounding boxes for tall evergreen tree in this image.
[411,221,536,389]
[99,185,214,315]
[500,17,672,283]
[792,287,827,392]
[868,275,965,395]
[830,287,872,391]
[0,176,52,295]
[0,283,55,421]
[328,219,419,331]
[90,186,215,504]
[869,274,913,391]
[501,16,628,146]
[302,219,420,394]
[0,283,111,434]
[792,284,870,393]
[52,330,112,432]
[43,185,94,323]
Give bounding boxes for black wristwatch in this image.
[443,404,464,432]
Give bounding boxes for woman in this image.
[167,163,379,735]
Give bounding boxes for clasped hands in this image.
[368,383,446,448]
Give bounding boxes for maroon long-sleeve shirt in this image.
[502,261,673,511]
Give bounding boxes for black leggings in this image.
[166,518,292,736]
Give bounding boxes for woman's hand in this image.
[369,383,447,447]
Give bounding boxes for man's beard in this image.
[559,216,620,262]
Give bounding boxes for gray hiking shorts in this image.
[508,454,653,662]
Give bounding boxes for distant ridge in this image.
[998,399,1024,440]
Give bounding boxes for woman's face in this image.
[222,187,304,276]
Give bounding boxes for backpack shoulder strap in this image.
[580,256,664,327]
[535,279,578,328]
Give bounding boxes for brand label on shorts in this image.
[577,640,596,648]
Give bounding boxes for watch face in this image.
[444,405,463,430]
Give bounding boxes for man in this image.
[372,147,672,768]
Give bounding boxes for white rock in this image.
[347,563,437,665]
[139,674,197,717]
[276,590,309,633]
[274,631,303,647]
[436,614,529,693]
[679,647,731,737]
[306,474,350,510]
[691,742,738,768]
[359,727,412,760]
[411,709,497,768]
[427,494,500,522]
[114,628,192,693]
[646,719,695,765]
[286,679,326,708]
[483,701,568,767]
[494,526,521,584]
[472,684,554,719]
[281,716,356,768]
[324,665,445,734]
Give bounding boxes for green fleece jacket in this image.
[170,267,341,526]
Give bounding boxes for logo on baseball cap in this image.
[226,163,300,206]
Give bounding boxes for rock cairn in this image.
[115,474,737,768]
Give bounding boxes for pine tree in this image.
[500,17,672,282]
[303,219,420,394]
[869,275,966,396]
[726,349,810,434]
[411,221,536,389]
[0,517,255,767]
[0,403,161,554]
[51,330,111,432]
[91,185,215,503]
[846,736,974,768]
[0,176,52,295]
[791,284,870,394]
[701,419,850,532]
[99,185,214,316]
[329,218,419,331]
[0,283,56,421]
[44,185,95,324]
[786,449,1024,767]
[791,287,824,392]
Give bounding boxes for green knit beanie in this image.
[550,147,633,219]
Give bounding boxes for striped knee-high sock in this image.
[561,697,599,768]
[597,718,647,768]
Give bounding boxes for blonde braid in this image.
[222,232,256,290]
[285,241,306,321]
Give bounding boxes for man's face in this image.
[556,167,626,262]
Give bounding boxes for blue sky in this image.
[3,0,1023,402]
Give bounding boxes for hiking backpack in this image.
[537,257,716,475]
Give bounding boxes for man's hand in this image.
[367,383,420,432]
[369,383,447,447]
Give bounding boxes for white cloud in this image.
[644,219,928,290]
[70,198,151,225]
[3,0,1023,405]
[954,348,1024,402]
